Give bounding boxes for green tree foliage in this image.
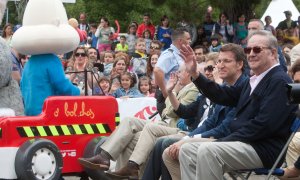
[65,0,169,32]
[164,0,210,25]
[209,0,262,22]
[3,0,300,31]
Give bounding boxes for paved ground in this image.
[63,173,281,180]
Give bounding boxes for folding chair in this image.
[226,117,300,180]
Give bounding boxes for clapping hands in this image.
[166,72,178,93]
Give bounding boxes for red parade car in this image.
[0,96,118,180]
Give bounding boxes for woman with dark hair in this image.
[66,47,88,82]
[2,23,13,45]
[194,25,207,47]
[157,15,172,50]
[95,17,115,53]
[146,52,160,95]
[233,13,248,47]
[211,12,234,43]
[110,56,128,79]
[146,52,160,79]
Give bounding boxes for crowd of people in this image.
[4,11,300,99]
[4,7,300,179]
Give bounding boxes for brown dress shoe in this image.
[78,153,110,170]
[106,161,139,180]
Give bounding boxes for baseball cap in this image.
[284,10,292,15]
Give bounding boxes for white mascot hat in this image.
[11,0,79,55]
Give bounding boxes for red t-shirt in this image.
[137,23,156,38]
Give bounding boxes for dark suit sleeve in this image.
[277,47,287,72]
[201,107,235,139]
[174,96,201,119]
[188,109,219,137]
[218,77,296,142]
[192,73,242,107]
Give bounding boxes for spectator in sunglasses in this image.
[247,19,287,73]
[179,30,297,180]
[66,47,93,94]
[149,40,162,55]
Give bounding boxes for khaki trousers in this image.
[100,117,147,161]
[286,132,300,166]
[100,117,179,173]
[129,123,179,165]
[179,141,263,180]
[163,137,214,180]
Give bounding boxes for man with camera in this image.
[178,30,298,180]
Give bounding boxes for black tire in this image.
[15,138,63,180]
[82,137,109,180]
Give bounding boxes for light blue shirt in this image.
[112,87,143,98]
[155,44,183,83]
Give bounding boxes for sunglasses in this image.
[75,53,87,57]
[244,46,270,54]
[204,65,215,72]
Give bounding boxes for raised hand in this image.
[180,44,198,78]
[166,72,178,93]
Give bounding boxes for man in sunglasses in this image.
[154,28,191,116]
[143,44,247,180]
[179,30,298,180]
[248,19,287,72]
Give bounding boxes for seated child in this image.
[209,34,222,52]
[112,72,143,98]
[103,51,115,76]
[143,29,152,54]
[130,38,147,77]
[115,35,129,53]
[93,76,111,95]
[138,76,154,97]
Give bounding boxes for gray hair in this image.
[171,27,188,42]
[0,0,7,25]
[248,30,278,49]
[249,19,264,30]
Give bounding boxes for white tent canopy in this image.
[261,0,300,28]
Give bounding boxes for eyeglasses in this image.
[244,46,270,54]
[150,46,160,50]
[217,58,234,64]
[204,65,215,72]
[75,53,87,57]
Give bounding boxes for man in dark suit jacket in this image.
[179,30,298,180]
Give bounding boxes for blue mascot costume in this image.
[11,0,80,116]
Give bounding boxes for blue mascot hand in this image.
[177,118,188,131]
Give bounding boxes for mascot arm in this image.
[48,57,80,96]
